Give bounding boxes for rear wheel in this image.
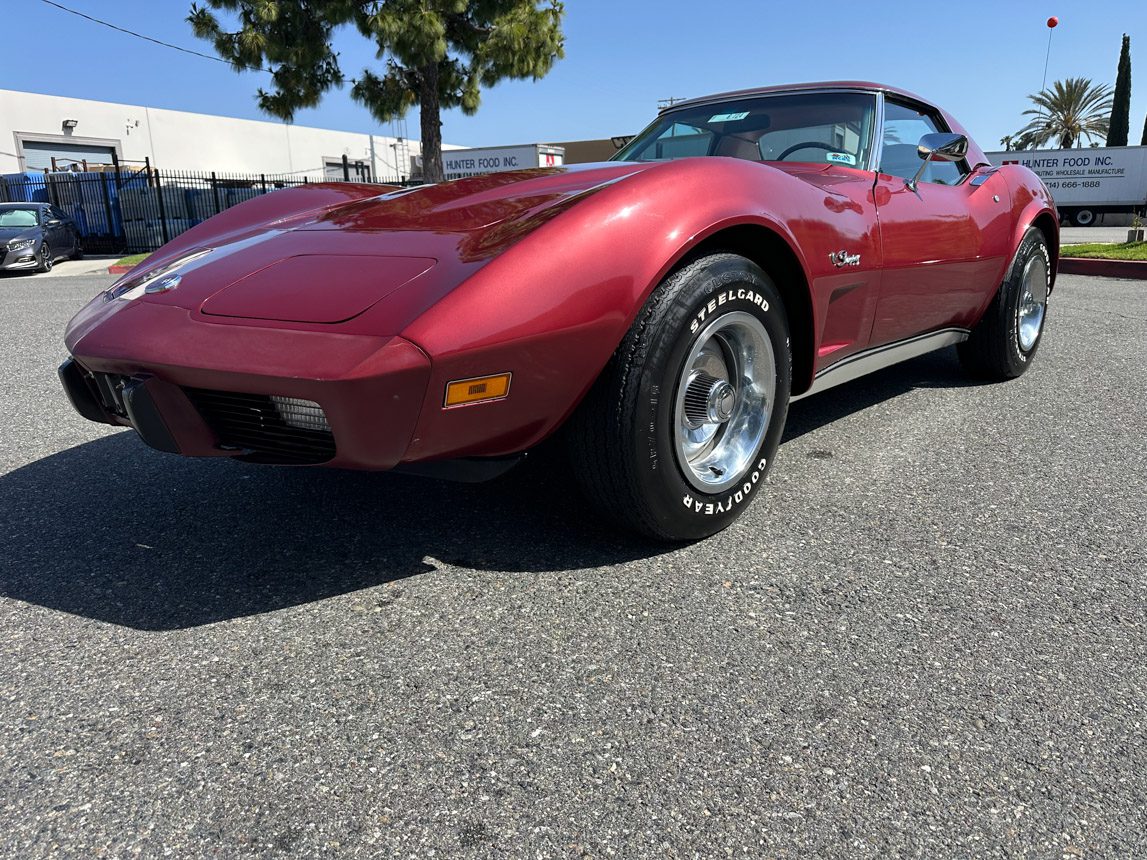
[1072,208,1095,227]
[568,253,791,541]
[958,227,1050,379]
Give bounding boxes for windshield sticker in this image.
[709,111,750,123]
[826,152,856,165]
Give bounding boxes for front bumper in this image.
[62,301,433,469]
[0,245,39,270]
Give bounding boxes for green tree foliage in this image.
[189,0,565,182]
[1107,34,1131,146]
[1015,78,1113,149]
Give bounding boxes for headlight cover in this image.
[105,248,214,302]
[7,239,35,251]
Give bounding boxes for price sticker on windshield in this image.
[709,112,750,122]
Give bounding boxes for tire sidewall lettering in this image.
[690,285,771,334]
[680,457,770,517]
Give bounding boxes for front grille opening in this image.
[184,388,335,465]
[89,371,132,418]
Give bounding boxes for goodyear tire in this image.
[958,227,1051,380]
[568,253,791,541]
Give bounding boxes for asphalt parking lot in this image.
[1,272,1145,857]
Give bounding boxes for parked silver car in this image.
[0,203,82,273]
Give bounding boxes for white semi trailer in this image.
[984,145,1147,226]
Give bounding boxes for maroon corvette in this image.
[61,82,1057,540]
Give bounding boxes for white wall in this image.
[0,88,452,180]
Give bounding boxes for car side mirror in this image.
[907,133,968,191]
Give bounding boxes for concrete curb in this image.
[1059,257,1147,279]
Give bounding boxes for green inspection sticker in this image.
[709,112,750,122]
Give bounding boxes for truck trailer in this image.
[985,145,1147,226]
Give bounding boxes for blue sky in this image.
[7,0,1146,150]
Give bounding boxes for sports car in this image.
[60,81,1058,541]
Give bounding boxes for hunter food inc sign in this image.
[442,145,564,179]
[987,146,1147,208]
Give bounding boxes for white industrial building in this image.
[0,88,443,181]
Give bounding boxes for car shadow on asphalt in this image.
[1,348,981,632]
[782,346,985,441]
[0,430,673,630]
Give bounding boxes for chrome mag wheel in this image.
[673,311,775,494]
[1017,252,1048,352]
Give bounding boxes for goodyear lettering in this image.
[682,458,769,515]
[690,290,770,333]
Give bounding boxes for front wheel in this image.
[958,227,1051,380]
[568,253,792,541]
[36,243,53,273]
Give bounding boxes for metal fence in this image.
[0,158,409,254]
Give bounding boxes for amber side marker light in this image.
[444,373,512,408]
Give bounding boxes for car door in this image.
[51,206,78,253]
[44,206,71,256]
[870,98,1012,346]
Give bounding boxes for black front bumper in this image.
[58,359,180,453]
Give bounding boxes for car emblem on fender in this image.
[829,250,861,268]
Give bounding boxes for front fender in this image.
[398,158,822,462]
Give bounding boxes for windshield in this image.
[614,91,877,170]
[0,208,40,228]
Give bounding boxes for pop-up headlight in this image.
[105,249,214,302]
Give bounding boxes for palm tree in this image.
[1016,77,1114,149]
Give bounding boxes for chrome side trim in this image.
[870,91,886,176]
[791,328,969,402]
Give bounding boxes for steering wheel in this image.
[776,141,838,161]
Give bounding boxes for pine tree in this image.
[189,1,565,182]
[1107,34,1131,146]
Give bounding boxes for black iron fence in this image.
[0,158,410,254]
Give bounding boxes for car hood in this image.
[296,162,653,234]
[105,163,655,326]
[0,227,39,244]
[79,158,816,333]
